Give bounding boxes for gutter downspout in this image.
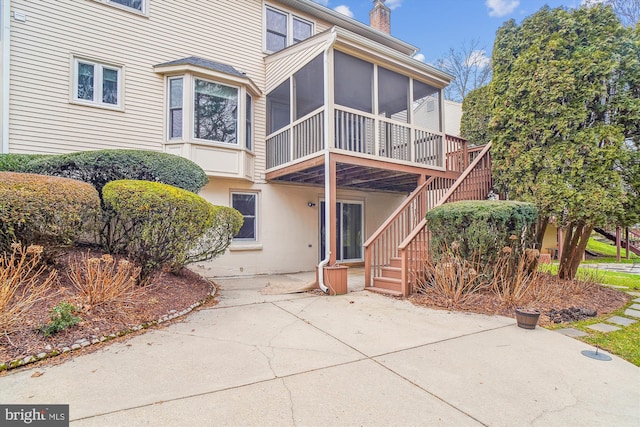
[1,0,10,154]
[317,33,337,294]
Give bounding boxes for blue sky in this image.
[312,0,585,65]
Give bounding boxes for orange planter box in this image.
[316,265,348,295]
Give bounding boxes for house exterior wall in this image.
[198,180,404,277]
[444,100,462,137]
[542,224,559,257]
[5,0,331,182]
[3,0,428,276]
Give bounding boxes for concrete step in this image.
[365,286,403,297]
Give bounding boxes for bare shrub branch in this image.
[0,243,57,335]
[68,253,141,312]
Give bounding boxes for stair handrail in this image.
[363,177,435,248]
[364,177,436,289]
[398,142,493,252]
[434,142,492,207]
[397,142,493,295]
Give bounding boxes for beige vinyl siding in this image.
[265,33,332,93]
[9,0,267,179]
[8,0,339,177]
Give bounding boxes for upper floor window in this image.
[108,0,144,13]
[73,58,122,109]
[265,6,313,53]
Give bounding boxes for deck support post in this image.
[329,155,338,266]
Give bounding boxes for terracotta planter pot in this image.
[515,308,540,329]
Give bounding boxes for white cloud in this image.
[386,0,403,10]
[312,0,329,6]
[413,53,426,63]
[485,0,520,17]
[465,50,491,68]
[334,5,354,18]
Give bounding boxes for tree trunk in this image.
[558,221,593,280]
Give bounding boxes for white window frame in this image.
[246,93,253,151]
[72,57,123,110]
[264,5,314,53]
[231,191,259,242]
[193,77,240,145]
[168,76,184,140]
[105,0,147,15]
[165,74,254,150]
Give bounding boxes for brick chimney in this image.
[370,0,391,34]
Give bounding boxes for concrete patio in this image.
[0,269,638,426]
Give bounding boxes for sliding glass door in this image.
[320,200,364,262]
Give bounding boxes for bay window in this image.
[166,76,253,148]
[194,79,238,143]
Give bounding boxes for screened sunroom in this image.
[264,27,458,186]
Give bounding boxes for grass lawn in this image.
[539,264,640,290]
[587,238,639,260]
[555,308,640,367]
[541,259,640,366]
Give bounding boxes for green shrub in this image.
[0,154,48,172]
[426,200,538,265]
[103,180,217,282]
[181,206,244,265]
[23,150,208,250]
[39,302,81,337]
[23,149,208,195]
[0,172,100,253]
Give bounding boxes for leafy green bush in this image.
[181,206,243,266]
[0,154,48,172]
[0,172,100,253]
[23,149,208,195]
[39,302,81,337]
[426,200,538,265]
[102,180,218,282]
[23,150,209,249]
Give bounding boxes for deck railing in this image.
[396,143,493,295]
[266,105,452,170]
[364,176,457,295]
[445,134,469,173]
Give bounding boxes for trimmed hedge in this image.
[0,172,100,252]
[0,154,49,172]
[426,200,538,264]
[23,149,208,195]
[182,205,243,266]
[102,180,217,281]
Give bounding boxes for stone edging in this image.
[0,281,217,373]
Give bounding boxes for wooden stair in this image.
[370,257,403,296]
[364,142,494,298]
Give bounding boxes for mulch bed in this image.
[0,247,214,369]
[410,273,630,326]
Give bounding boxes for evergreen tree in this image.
[490,5,640,279]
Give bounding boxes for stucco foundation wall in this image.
[196,180,405,277]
